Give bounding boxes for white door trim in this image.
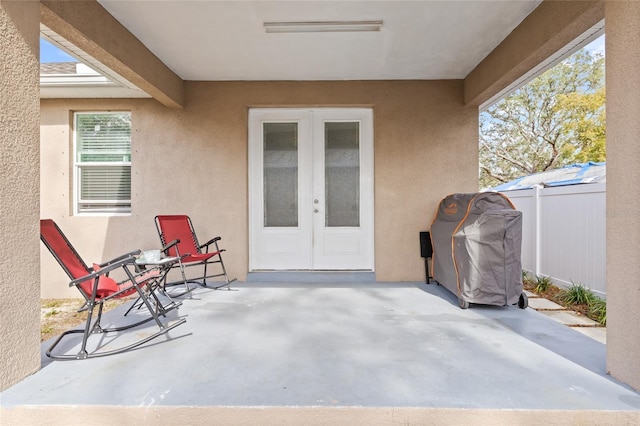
[248,108,374,271]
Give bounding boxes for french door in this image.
[249,108,374,270]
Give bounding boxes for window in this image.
[73,112,131,214]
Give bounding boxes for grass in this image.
[41,325,54,336]
[40,298,131,341]
[42,300,62,309]
[44,309,60,318]
[523,273,607,325]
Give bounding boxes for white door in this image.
[249,108,374,271]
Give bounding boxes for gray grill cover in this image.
[430,193,523,306]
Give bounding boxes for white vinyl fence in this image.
[501,183,606,298]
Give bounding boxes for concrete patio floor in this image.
[2,281,640,425]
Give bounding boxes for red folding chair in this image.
[155,215,236,291]
[40,219,186,360]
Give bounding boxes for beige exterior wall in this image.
[40,80,478,297]
[0,0,41,391]
[605,0,640,391]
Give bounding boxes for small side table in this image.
[125,256,183,317]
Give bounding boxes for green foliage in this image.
[588,298,607,325]
[555,87,606,164]
[535,276,552,293]
[479,49,605,189]
[559,282,596,306]
[522,272,606,325]
[44,309,60,318]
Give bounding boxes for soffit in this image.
[96,0,543,81]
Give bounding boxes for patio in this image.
[2,280,639,424]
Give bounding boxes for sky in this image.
[40,39,76,63]
[585,35,605,55]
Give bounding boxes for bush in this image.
[535,276,552,293]
[589,298,607,325]
[559,282,596,305]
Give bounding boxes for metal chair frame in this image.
[155,215,237,291]
[40,219,186,360]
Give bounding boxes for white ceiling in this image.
[97,0,543,81]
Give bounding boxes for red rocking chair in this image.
[40,219,186,360]
[155,215,236,291]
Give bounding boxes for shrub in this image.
[559,282,595,305]
[589,298,607,325]
[535,276,552,293]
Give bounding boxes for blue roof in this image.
[490,162,606,192]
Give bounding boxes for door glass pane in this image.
[264,122,298,227]
[325,122,360,227]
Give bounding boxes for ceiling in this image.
[95,0,543,81]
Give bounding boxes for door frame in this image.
[248,107,374,271]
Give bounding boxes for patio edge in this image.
[2,406,639,425]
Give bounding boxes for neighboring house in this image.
[3,0,640,398]
[492,162,606,191]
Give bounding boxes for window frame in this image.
[72,111,132,216]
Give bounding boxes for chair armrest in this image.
[69,255,136,288]
[96,249,142,269]
[161,239,180,254]
[200,236,221,249]
[160,239,192,261]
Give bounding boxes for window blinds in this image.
[75,112,131,213]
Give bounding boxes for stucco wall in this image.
[40,80,478,297]
[0,0,41,391]
[605,0,640,391]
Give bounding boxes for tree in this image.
[479,49,605,189]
